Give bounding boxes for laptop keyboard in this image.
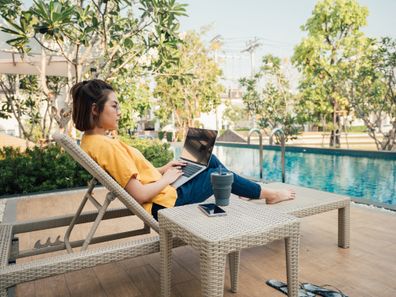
[182,163,203,177]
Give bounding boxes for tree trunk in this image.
[380,122,396,151]
[329,100,340,147]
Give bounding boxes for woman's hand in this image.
[125,166,183,205]
[162,167,184,184]
[158,160,187,174]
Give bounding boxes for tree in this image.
[0,74,67,142]
[239,54,301,142]
[0,0,186,134]
[222,102,249,129]
[109,69,152,136]
[345,37,396,150]
[376,37,396,150]
[292,0,369,146]
[153,30,224,140]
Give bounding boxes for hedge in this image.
[0,138,173,196]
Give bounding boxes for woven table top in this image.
[248,182,350,216]
[158,197,298,243]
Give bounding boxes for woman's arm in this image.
[125,167,183,204]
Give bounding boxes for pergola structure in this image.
[0,49,69,77]
[0,49,71,138]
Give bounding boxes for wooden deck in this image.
[8,188,396,297]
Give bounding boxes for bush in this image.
[0,137,174,196]
[0,145,92,196]
[120,136,174,167]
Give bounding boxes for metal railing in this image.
[269,128,286,183]
[247,128,263,179]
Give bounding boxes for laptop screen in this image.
[180,128,218,166]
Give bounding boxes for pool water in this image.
[213,146,396,206]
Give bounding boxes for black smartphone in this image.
[198,203,227,217]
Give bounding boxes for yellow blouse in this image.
[80,134,177,213]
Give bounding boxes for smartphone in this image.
[198,203,227,217]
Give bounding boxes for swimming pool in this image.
[174,144,396,208]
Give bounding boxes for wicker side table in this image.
[159,198,300,297]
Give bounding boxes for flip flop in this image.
[301,283,348,297]
[266,280,315,297]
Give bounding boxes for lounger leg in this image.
[81,194,112,251]
[228,250,240,293]
[64,179,97,253]
[338,203,350,248]
[160,228,172,297]
[200,251,226,297]
[285,223,300,297]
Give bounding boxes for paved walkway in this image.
[226,130,378,150]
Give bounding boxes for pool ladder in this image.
[247,128,263,179]
[247,128,286,183]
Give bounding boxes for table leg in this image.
[160,228,172,297]
[228,251,240,293]
[200,251,226,297]
[338,203,350,248]
[285,224,300,297]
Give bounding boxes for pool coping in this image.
[350,197,396,211]
[216,141,396,159]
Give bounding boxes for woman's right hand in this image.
[163,167,183,184]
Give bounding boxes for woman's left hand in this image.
[158,160,187,174]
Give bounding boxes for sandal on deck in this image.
[301,283,348,297]
[266,280,315,297]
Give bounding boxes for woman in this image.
[71,79,295,219]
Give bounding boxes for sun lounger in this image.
[0,133,350,296]
[250,182,350,248]
[0,132,183,296]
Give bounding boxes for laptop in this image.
[171,128,218,189]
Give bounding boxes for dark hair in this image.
[71,79,114,131]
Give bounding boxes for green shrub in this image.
[0,145,92,196]
[120,136,174,167]
[0,137,173,196]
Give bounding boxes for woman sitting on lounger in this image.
[71,79,295,219]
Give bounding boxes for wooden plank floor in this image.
[11,188,396,297]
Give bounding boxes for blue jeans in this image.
[175,154,261,206]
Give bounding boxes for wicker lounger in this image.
[0,132,183,297]
[250,182,350,248]
[0,133,350,296]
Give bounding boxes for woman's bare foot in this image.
[261,188,295,204]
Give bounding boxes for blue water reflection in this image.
[213,146,396,206]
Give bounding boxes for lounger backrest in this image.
[52,132,159,232]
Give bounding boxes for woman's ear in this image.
[91,103,99,116]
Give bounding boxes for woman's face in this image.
[94,91,121,131]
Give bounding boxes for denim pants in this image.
[151,155,262,219]
[175,154,261,206]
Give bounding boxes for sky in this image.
[4,0,396,85]
[179,0,396,85]
[180,0,396,54]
